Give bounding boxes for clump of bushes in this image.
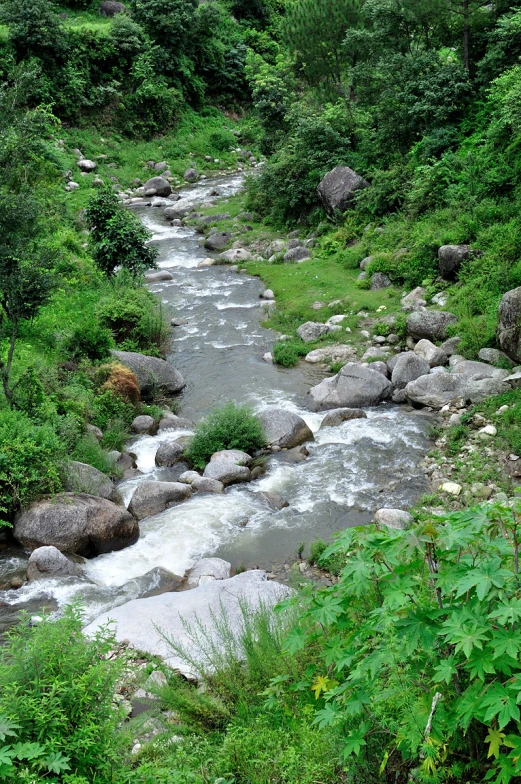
[0,606,127,783]
[185,401,265,469]
[273,339,308,368]
[97,284,169,355]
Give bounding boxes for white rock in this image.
[262,289,275,300]
[440,482,462,496]
[374,508,413,530]
[479,425,497,437]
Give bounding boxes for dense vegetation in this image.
[185,401,266,470]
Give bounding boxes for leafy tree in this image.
[0,0,66,62]
[85,186,158,277]
[130,0,198,64]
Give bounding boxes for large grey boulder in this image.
[391,353,430,390]
[84,571,293,679]
[204,232,232,251]
[296,322,329,342]
[258,409,313,449]
[478,348,514,367]
[320,408,367,428]
[451,360,510,381]
[203,450,251,485]
[65,462,115,500]
[112,350,185,398]
[405,373,509,409]
[498,287,521,362]
[407,310,458,341]
[164,199,194,220]
[414,339,448,368]
[99,1,126,16]
[440,336,461,356]
[192,477,224,494]
[317,166,369,214]
[184,558,231,589]
[27,546,84,581]
[143,177,172,197]
[155,441,184,467]
[184,168,199,183]
[131,415,156,435]
[438,245,471,279]
[128,481,191,521]
[370,272,392,290]
[309,364,393,410]
[14,494,138,556]
[77,159,97,173]
[284,247,311,263]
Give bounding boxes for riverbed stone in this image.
[179,470,201,484]
[155,441,184,467]
[374,508,413,530]
[131,415,156,435]
[65,462,115,500]
[192,477,224,494]
[112,351,185,398]
[391,352,430,389]
[401,287,427,309]
[203,451,251,485]
[451,360,510,381]
[439,336,462,356]
[320,408,367,428]
[414,339,448,367]
[258,408,313,449]
[305,344,358,364]
[284,246,311,262]
[317,166,370,214]
[143,177,172,197]
[184,168,199,183]
[14,494,138,556]
[257,492,289,511]
[145,271,174,282]
[204,232,232,251]
[27,546,84,581]
[478,348,514,367]
[184,558,231,589]
[219,248,252,263]
[296,322,330,342]
[498,287,521,362]
[158,414,194,431]
[84,571,293,679]
[309,364,393,410]
[128,481,192,521]
[407,310,458,341]
[405,372,508,409]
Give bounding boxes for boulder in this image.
[158,414,194,431]
[264,240,287,259]
[184,558,231,589]
[99,0,126,15]
[309,364,393,410]
[27,546,84,581]
[164,199,194,220]
[179,470,201,484]
[478,348,514,367]
[405,372,509,409]
[204,232,232,251]
[191,477,224,494]
[203,451,251,485]
[413,339,448,368]
[498,287,521,362]
[438,245,471,279]
[401,287,427,309]
[284,247,311,262]
[439,336,461,356]
[374,508,413,530]
[360,256,373,270]
[391,353,430,389]
[262,289,275,300]
[370,272,392,290]
[219,249,252,263]
[145,271,174,282]
[131,415,156,435]
[128,481,192,521]
[257,492,289,511]
[83,571,292,679]
[14,494,138,556]
[451,360,510,381]
[258,409,313,449]
[407,310,458,341]
[317,166,369,214]
[296,322,330,342]
[112,351,185,398]
[361,347,390,362]
[183,168,199,183]
[65,462,114,500]
[320,408,367,428]
[305,345,358,364]
[77,159,97,173]
[143,177,172,197]
[86,423,103,441]
[369,361,389,377]
[155,441,184,467]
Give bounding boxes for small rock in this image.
[440,482,462,497]
[479,425,497,437]
[131,415,156,435]
[179,471,200,484]
[374,508,413,530]
[262,289,275,300]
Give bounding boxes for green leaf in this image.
[0,747,15,767]
[313,702,340,729]
[0,717,20,742]
[486,727,506,759]
[11,741,46,761]
[432,657,458,685]
[43,750,71,774]
[342,722,370,757]
[481,684,521,729]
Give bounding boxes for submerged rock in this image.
[27,546,84,581]
[83,571,293,679]
[320,408,367,428]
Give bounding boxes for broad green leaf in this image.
[0,717,20,742]
[43,751,71,774]
[486,727,506,759]
[312,702,340,729]
[342,721,370,757]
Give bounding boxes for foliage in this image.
[0,408,63,522]
[97,279,168,353]
[185,401,265,469]
[0,0,66,62]
[85,186,157,277]
[273,339,308,367]
[278,502,521,783]
[64,322,114,362]
[0,606,127,782]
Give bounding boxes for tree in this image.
[0,0,66,62]
[130,0,198,64]
[85,186,158,278]
[446,0,493,72]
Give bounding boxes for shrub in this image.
[0,606,127,783]
[185,401,265,469]
[0,408,64,521]
[91,389,135,431]
[99,361,141,404]
[97,283,168,354]
[72,435,119,476]
[64,323,114,362]
[273,340,308,367]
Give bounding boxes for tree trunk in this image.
[463,0,470,73]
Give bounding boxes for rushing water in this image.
[0,175,432,628]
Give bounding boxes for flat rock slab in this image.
[83,571,292,679]
[305,345,358,364]
[184,557,231,589]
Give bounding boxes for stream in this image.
[0,174,432,630]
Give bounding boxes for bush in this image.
[72,435,119,476]
[0,408,64,521]
[64,323,114,362]
[91,389,135,431]
[185,401,265,469]
[273,339,308,367]
[0,606,127,783]
[98,361,141,404]
[97,282,168,354]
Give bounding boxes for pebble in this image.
[496,405,509,414]
[479,425,497,437]
[440,482,462,497]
